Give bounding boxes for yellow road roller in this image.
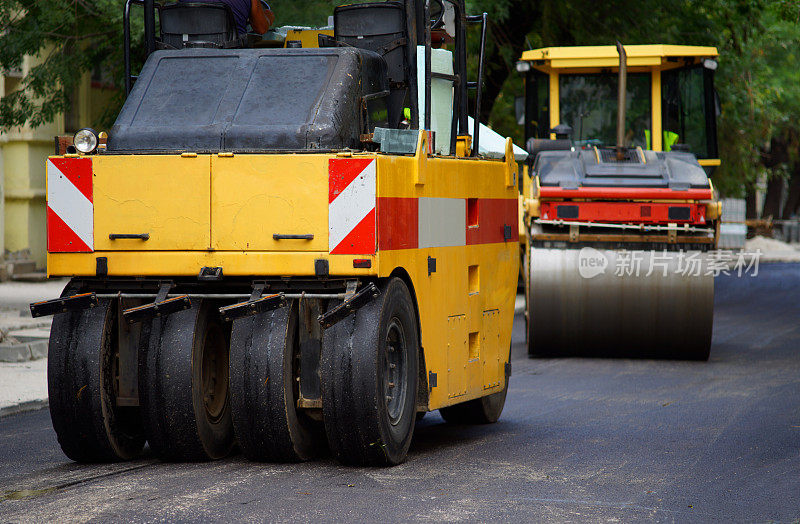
[516,44,722,360]
[32,0,519,466]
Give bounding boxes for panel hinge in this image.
[428,371,438,388]
[427,256,437,276]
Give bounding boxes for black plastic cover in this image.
[334,2,407,128]
[159,2,241,49]
[534,149,711,189]
[108,47,388,153]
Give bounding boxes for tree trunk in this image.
[782,169,800,219]
[762,175,784,219]
[746,191,758,219]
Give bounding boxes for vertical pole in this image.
[549,72,559,138]
[405,0,419,129]
[471,12,487,157]
[616,41,627,161]
[424,0,432,132]
[144,0,156,56]
[457,2,468,137]
[651,69,662,151]
[703,67,719,159]
[124,0,133,95]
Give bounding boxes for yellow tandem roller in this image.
[517,43,722,360]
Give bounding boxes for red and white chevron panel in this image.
[329,158,376,255]
[46,158,94,253]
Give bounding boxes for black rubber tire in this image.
[439,346,511,424]
[321,278,419,466]
[139,299,234,461]
[48,298,145,462]
[230,300,324,462]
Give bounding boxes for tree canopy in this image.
[2,0,799,211]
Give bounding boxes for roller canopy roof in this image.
[520,44,718,72]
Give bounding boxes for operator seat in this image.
[159,2,246,49]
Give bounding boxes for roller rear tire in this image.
[48,298,145,462]
[230,300,325,462]
[140,299,234,461]
[321,278,419,466]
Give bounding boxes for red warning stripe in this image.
[377,197,518,250]
[47,207,91,253]
[329,208,376,255]
[538,186,713,200]
[377,197,418,251]
[329,158,374,204]
[49,157,93,203]
[539,201,706,224]
[465,198,519,245]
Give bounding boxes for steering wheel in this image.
[429,0,445,29]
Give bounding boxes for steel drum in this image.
[527,248,714,360]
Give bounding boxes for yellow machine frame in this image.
[47,134,520,411]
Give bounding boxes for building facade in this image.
[1,52,116,270]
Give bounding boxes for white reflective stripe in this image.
[329,160,376,251]
[47,159,94,250]
[418,197,465,248]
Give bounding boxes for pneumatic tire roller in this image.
[34,0,519,466]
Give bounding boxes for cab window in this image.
[661,65,719,159]
[558,73,651,148]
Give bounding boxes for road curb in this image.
[0,399,49,418]
[0,340,48,363]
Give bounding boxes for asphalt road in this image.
[1,264,799,522]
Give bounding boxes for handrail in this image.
[123,0,159,96]
[466,12,487,157]
[123,0,145,95]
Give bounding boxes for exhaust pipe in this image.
[616,41,627,161]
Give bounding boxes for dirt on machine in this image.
[517,43,722,360]
[32,0,521,466]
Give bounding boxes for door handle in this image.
[273,234,314,240]
[109,233,150,240]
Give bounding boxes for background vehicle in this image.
[517,44,722,360]
[33,0,520,466]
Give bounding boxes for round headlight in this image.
[73,128,98,154]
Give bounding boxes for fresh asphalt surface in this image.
[1,264,798,521]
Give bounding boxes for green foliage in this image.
[2,0,798,202]
[700,0,800,195]
[0,0,142,130]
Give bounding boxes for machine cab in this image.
[517,44,720,169]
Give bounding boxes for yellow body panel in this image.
[93,155,211,251]
[211,154,329,251]
[48,139,519,412]
[283,29,332,49]
[48,251,375,277]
